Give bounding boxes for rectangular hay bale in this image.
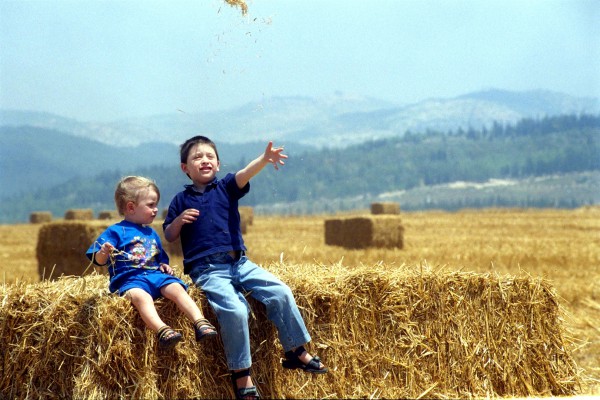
[0,265,581,399]
[36,221,110,280]
[97,210,120,220]
[325,215,404,249]
[64,208,94,220]
[239,206,254,225]
[30,211,52,224]
[371,202,400,214]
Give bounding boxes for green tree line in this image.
[1,114,598,222]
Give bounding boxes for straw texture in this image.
[0,263,580,399]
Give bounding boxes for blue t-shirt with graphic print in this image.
[86,220,170,293]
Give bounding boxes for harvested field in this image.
[1,208,599,397]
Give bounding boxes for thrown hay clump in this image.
[36,221,111,280]
[224,0,248,15]
[0,264,581,398]
[325,215,404,249]
[30,211,52,224]
[371,202,400,215]
[64,209,94,220]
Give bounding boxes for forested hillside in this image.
[1,114,598,222]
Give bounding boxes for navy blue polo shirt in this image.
[163,173,250,274]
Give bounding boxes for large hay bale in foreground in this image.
[325,215,404,249]
[30,211,52,224]
[36,221,111,280]
[0,265,580,399]
[371,202,400,214]
[64,208,94,220]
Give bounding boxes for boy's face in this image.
[181,143,220,185]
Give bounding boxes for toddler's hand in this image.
[100,242,115,256]
[159,264,174,275]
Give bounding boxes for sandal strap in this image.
[231,368,251,380]
[194,318,215,328]
[305,357,322,371]
[291,345,306,358]
[157,325,172,339]
[237,386,259,399]
[231,369,260,399]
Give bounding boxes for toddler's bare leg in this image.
[160,283,203,322]
[125,288,165,332]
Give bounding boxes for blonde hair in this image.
[114,176,160,216]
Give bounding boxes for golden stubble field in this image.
[1,208,599,395]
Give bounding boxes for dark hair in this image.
[180,135,219,163]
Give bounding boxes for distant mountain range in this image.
[2,89,598,149]
[1,88,599,222]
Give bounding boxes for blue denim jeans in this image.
[189,252,311,370]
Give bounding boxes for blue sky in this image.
[1,0,598,121]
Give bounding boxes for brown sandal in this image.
[231,369,260,399]
[157,325,183,349]
[194,318,218,342]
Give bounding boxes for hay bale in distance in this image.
[97,210,120,220]
[371,202,400,214]
[0,265,581,398]
[64,208,94,220]
[325,215,404,249]
[36,221,110,280]
[239,206,254,225]
[30,211,52,224]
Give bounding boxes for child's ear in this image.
[180,163,188,174]
[126,201,136,214]
[216,160,220,171]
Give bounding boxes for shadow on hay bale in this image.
[0,265,581,398]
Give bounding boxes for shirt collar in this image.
[184,177,218,193]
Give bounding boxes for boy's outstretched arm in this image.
[235,141,287,189]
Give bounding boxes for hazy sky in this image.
[1,0,598,121]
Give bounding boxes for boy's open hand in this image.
[264,141,288,170]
